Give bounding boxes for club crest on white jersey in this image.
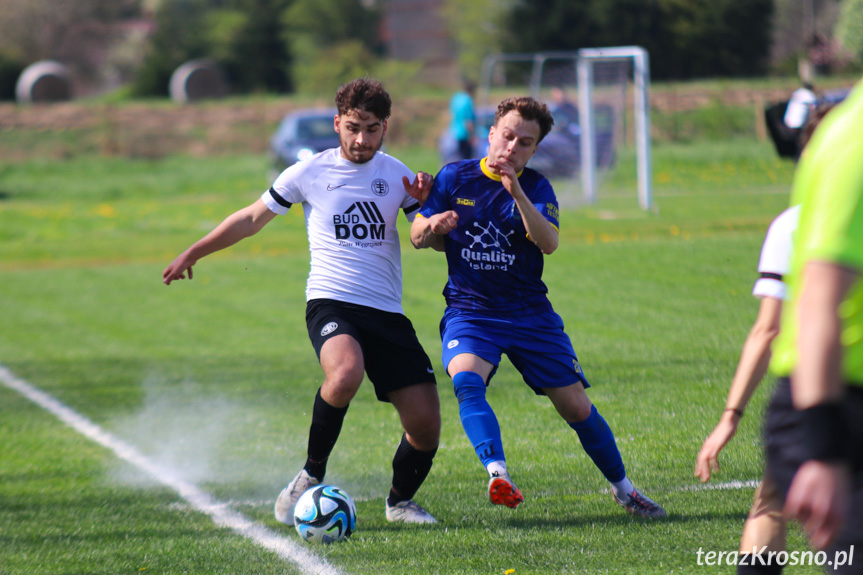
[371,178,389,196]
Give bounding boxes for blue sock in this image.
[569,405,626,483]
[452,371,504,467]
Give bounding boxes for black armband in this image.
[800,402,850,462]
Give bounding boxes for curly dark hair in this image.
[494,97,555,143]
[334,78,392,120]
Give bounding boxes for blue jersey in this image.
[419,158,560,313]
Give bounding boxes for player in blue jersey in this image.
[411,96,666,518]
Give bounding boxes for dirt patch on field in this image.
[0,97,450,160]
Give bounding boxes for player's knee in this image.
[406,428,440,452]
[452,371,486,403]
[550,384,593,422]
[569,400,594,423]
[321,371,363,405]
[404,408,441,439]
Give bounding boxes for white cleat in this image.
[385,499,437,524]
[274,469,320,525]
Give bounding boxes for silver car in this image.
[270,108,339,177]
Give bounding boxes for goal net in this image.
[478,48,652,210]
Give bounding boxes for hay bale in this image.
[169,60,228,103]
[15,61,73,103]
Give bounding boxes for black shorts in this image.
[306,299,436,402]
[764,377,863,571]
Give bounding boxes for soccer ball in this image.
[293,485,357,544]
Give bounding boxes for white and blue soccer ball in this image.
[293,485,357,544]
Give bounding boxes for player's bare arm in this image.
[402,171,434,205]
[694,295,783,482]
[783,261,858,548]
[410,211,458,252]
[488,158,558,255]
[163,198,277,285]
[792,261,856,408]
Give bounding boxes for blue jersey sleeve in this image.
[531,177,560,230]
[419,163,457,218]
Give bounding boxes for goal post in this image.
[577,47,652,210]
[478,48,653,211]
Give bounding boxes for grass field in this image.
[0,136,830,574]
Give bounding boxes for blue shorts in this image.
[440,306,589,394]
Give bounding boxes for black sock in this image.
[737,555,784,575]
[304,388,349,481]
[388,433,437,505]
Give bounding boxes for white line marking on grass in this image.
[0,365,343,575]
[676,479,761,492]
[587,478,760,498]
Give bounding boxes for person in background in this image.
[783,82,817,130]
[450,78,477,161]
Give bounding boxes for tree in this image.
[282,0,383,94]
[133,0,292,97]
[283,0,382,57]
[0,0,138,63]
[209,0,292,93]
[499,0,774,80]
[132,0,212,96]
[773,0,843,73]
[836,0,863,62]
[505,0,602,54]
[442,0,517,82]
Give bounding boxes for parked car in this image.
[437,103,615,178]
[270,108,339,177]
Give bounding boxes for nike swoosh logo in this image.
[327,184,347,191]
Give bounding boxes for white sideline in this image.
[0,365,343,575]
[677,479,761,492]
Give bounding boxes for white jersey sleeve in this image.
[261,149,419,314]
[262,154,320,214]
[752,205,800,301]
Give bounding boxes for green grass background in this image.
[0,135,829,574]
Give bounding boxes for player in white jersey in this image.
[695,206,799,574]
[694,102,836,574]
[163,78,441,525]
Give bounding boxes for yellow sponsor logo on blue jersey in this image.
[456,197,476,206]
[547,203,559,220]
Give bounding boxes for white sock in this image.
[486,460,508,478]
[610,477,635,501]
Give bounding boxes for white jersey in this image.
[752,205,800,301]
[783,87,817,129]
[262,148,421,314]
